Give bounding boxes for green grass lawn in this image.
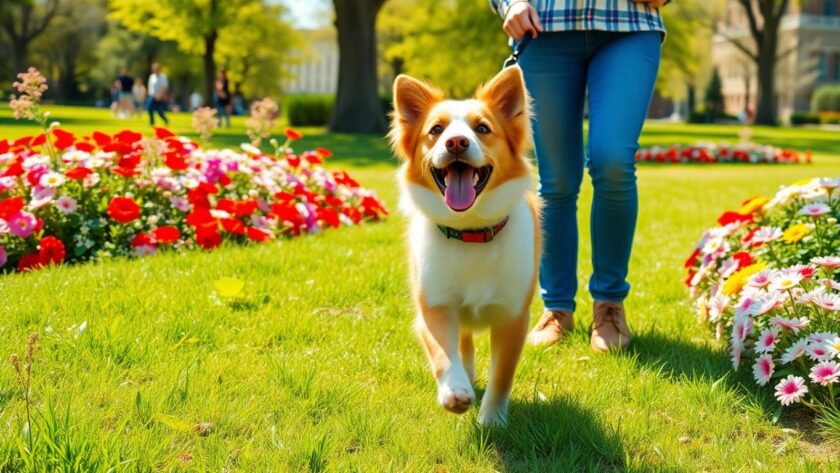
[1,105,840,471]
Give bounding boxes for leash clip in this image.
[502,35,532,69]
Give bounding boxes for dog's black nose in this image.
[445,135,469,155]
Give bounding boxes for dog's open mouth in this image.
[430,161,492,212]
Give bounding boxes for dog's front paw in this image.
[437,381,475,414]
[478,397,509,427]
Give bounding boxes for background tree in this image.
[704,67,725,119]
[378,0,509,98]
[723,0,793,125]
[110,0,256,102]
[0,0,62,79]
[330,0,386,134]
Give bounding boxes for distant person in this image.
[110,79,122,117]
[146,63,169,126]
[132,79,146,118]
[189,90,204,111]
[213,68,231,128]
[232,93,244,116]
[115,67,136,118]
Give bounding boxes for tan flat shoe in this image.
[591,301,631,352]
[528,310,574,346]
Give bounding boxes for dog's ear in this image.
[476,66,528,123]
[390,75,442,158]
[476,66,531,153]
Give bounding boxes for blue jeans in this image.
[146,97,168,126]
[518,31,661,313]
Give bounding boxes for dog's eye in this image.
[475,124,491,134]
[429,124,444,135]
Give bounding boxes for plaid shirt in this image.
[490,0,667,34]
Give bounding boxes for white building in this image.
[283,28,338,95]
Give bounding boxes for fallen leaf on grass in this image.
[213,277,245,299]
[193,422,214,436]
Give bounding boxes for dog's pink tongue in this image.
[444,164,477,211]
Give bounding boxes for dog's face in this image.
[390,67,532,225]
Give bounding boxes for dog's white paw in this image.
[478,396,509,427]
[437,380,475,414]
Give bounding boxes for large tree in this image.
[330,0,387,134]
[0,0,62,78]
[378,0,509,98]
[110,0,255,102]
[724,0,792,125]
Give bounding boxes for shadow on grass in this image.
[477,393,627,472]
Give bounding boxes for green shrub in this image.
[285,94,335,127]
[811,85,840,113]
[789,112,820,125]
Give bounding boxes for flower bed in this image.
[685,178,839,414]
[0,69,387,272]
[636,142,811,164]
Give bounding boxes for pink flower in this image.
[7,211,37,238]
[808,361,840,385]
[769,271,803,291]
[0,244,6,267]
[55,196,77,215]
[755,328,780,354]
[811,256,840,270]
[798,203,831,217]
[9,95,35,120]
[731,341,743,371]
[731,315,753,344]
[753,354,774,386]
[774,375,808,406]
[751,226,783,244]
[28,186,56,210]
[746,269,774,288]
[780,339,808,364]
[770,316,809,333]
[810,332,838,345]
[806,343,832,361]
[733,295,758,318]
[811,292,840,311]
[13,67,48,98]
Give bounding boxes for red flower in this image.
[165,153,189,171]
[92,131,111,146]
[0,139,8,154]
[115,130,143,143]
[3,159,24,178]
[742,228,760,247]
[65,166,93,180]
[221,218,246,235]
[798,266,817,280]
[195,229,222,249]
[131,232,156,248]
[52,129,75,150]
[684,248,701,269]
[286,154,301,168]
[246,227,271,242]
[17,252,42,272]
[154,127,176,139]
[187,189,211,209]
[12,136,32,148]
[107,197,141,224]
[235,200,258,216]
[216,199,237,214]
[31,134,46,147]
[0,196,24,220]
[112,166,140,178]
[185,207,216,231]
[153,226,180,244]
[316,147,333,158]
[38,236,66,266]
[316,207,340,229]
[285,128,303,140]
[303,151,322,165]
[731,252,752,270]
[716,211,752,227]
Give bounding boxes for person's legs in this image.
[519,32,588,314]
[146,97,155,125]
[586,31,661,304]
[156,100,169,125]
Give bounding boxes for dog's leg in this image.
[416,307,475,414]
[460,329,475,385]
[479,309,529,426]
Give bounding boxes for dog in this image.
[389,66,540,426]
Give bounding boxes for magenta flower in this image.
[809,361,840,386]
[0,244,6,267]
[7,211,37,238]
[774,375,808,406]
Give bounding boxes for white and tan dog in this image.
[389,66,540,426]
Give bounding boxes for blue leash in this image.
[502,35,532,69]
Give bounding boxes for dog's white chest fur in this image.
[407,197,535,326]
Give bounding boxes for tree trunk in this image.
[687,83,696,115]
[330,0,386,134]
[11,41,28,79]
[754,26,778,125]
[203,31,218,105]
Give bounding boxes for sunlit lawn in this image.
[1,105,839,471]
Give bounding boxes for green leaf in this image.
[156,414,193,432]
[771,405,784,424]
[213,277,245,299]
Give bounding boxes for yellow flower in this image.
[739,196,769,215]
[723,263,766,296]
[782,224,810,243]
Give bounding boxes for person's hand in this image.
[631,0,668,8]
[503,1,542,40]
